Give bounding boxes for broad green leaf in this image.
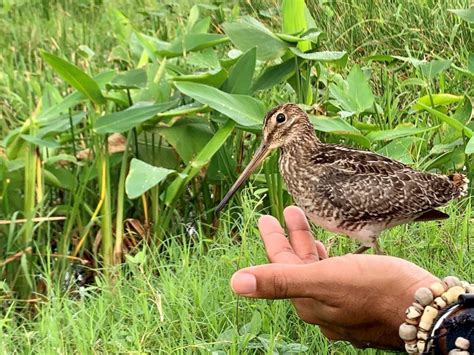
[126,159,179,199]
[252,58,295,92]
[174,82,265,127]
[156,103,206,118]
[376,137,423,164]
[310,116,370,147]
[37,112,86,138]
[106,69,147,90]
[38,71,115,120]
[223,17,289,61]
[156,117,213,162]
[329,64,374,114]
[223,47,256,94]
[449,7,474,23]
[310,116,360,134]
[465,136,474,154]
[170,68,227,88]
[282,0,310,51]
[417,102,473,138]
[301,28,324,43]
[347,65,374,112]
[412,94,463,112]
[164,120,235,205]
[95,101,177,134]
[20,135,60,148]
[158,33,229,58]
[453,97,473,124]
[419,59,451,80]
[366,125,439,142]
[44,166,75,190]
[430,139,463,155]
[290,47,348,65]
[41,51,106,105]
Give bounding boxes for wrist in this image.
[382,275,439,350]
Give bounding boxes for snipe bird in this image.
[216,103,469,253]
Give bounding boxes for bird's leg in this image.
[353,245,370,254]
[374,241,385,255]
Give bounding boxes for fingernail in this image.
[231,272,257,294]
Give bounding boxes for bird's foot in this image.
[353,245,370,254]
[374,241,385,255]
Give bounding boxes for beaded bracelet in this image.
[399,276,474,354]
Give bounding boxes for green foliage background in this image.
[0,0,473,353]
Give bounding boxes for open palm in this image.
[231,206,439,350]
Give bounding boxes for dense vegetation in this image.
[0,0,473,353]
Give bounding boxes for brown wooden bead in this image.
[399,323,417,341]
[419,305,438,331]
[442,286,465,304]
[433,296,447,309]
[443,276,461,288]
[415,287,434,306]
[405,317,418,325]
[454,336,470,350]
[429,281,446,297]
[417,340,427,353]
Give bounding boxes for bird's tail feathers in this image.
[448,173,469,197]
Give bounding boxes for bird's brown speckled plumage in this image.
[217,103,469,253]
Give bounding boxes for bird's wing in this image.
[312,145,408,174]
[318,167,460,221]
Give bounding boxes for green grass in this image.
[1,0,473,353]
[0,191,471,353]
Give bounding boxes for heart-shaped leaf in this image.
[223,17,288,61]
[126,159,180,199]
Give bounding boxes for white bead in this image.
[406,305,422,319]
[405,342,418,353]
[419,306,438,331]
[415,287,434,306]
[417,329,428,340]
[442,286,465,304]
[448,350,470,355]
[454,336,470,350]
[433,296,447,309]
[417,340,426,353]
[399,323,417,341]
[429,281,446,297]
[443,276,461,288]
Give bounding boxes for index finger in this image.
[258,215,302,264]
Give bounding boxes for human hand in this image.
[230,206,439,350]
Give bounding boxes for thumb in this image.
[230,263,318,299]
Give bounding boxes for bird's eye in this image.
[276,113,286,124]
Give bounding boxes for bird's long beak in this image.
[215,143,271,213]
